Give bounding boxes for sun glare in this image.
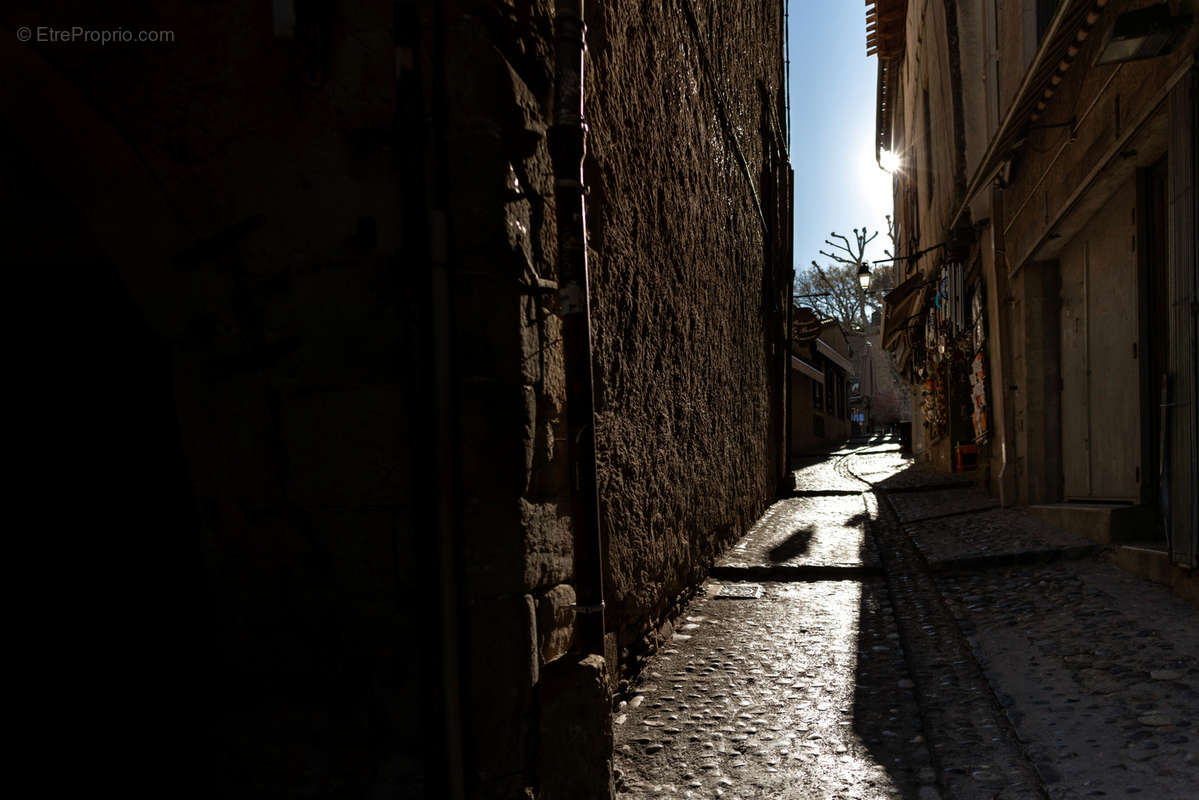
[879,149,902,174]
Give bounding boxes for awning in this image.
[790,356,824,382]
[881,275,930,351]
[816,339,854,375]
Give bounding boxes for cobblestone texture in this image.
[615,440,1197,799]
[787,456,870,495]
[884,487,1001,524]
[937,561,1199,800]
[614,580,932,798]
[903,507,1096,569]
[861,458,974,492]
[716,496,879,572]
[861,490,1048,800]
[844,452,919,485]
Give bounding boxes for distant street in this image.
[614,437,1199,799]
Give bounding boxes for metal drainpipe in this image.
[548,0,606,658]
[990,186,1018,507]
[785,166,795,477]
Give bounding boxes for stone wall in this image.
[439,2,600,796]
[584,0,789,674]
[4,0,785,796]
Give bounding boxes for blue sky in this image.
[787,5,893,275]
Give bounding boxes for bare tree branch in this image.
[796,223,895,329]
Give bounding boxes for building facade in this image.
[848,322,911,434]
[871,0,1196,566]
[2,1,789,797]
[790,316,855,452]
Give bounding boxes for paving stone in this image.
[614,580,929,798]
[616,441,1199,799]
[715,495,879,572]
[934,560,1199,800]
[884,486,1000,524]
[901,507,1096,569]
[788,455,869,494]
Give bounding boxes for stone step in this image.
[1105,544,1199,606]
[1026,503,1161,546]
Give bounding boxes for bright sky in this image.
[787,5,894,274]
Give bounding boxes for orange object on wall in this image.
[955,444,978,471]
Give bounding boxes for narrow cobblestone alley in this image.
[614,437,1199,799]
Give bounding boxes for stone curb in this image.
[882,481,975,494]
[898,505,1003,525]
[926,544,1099,574]
[781,489,865,498]
[709,563,884,581]
[838,454,1050,799]
[863,493,1050,800]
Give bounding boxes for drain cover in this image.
[716,583,762,599]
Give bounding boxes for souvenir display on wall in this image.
[916,263,989,446]
[969,351,989,442]
[921,369,948,440]
[971,286,985,353]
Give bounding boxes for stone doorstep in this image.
[1026,502,1161,546]
[1105,545,1199,607]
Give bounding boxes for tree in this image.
[794,219,898,330]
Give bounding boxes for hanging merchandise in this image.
[920,369,948,440]
[926,309,939,365]
[969,351,989,442]
[950,261,966,334]
[971,286,985,352]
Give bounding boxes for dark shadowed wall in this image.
[3,0,786,797]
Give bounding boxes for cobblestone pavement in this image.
[613,580,932,799]
[885,487,1000,524]
[787,455,870,495]
[902,508,1096,570]
[936,561,1199,800]
[615,438,1199,799]
[714,496,880,575]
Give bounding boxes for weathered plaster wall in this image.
[790,371,818,452]
[899,0,963,274]
[585,0,787,670]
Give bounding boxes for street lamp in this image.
[856,262,872,293]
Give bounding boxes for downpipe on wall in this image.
[548,0,607,659]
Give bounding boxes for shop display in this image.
[970,351,989,442]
